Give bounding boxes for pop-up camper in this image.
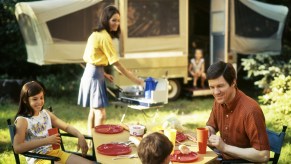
[15,0,288,100]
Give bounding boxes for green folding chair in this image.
[7,107,97,163]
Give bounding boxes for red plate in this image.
[97,143,132,156]
[95,124,124,134]
[176,132,187,143]
[170,150,199,163]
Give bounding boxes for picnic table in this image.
[92,128,218,164]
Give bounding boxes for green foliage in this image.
[260,75,291,129]
[241,51,291,90]
[36,64,83,97]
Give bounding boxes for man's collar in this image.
[224,88,240,111]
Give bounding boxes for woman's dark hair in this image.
[94,5,120,38]
[137,132,173,164]
[15,81,45,119]
[206,61,236,86]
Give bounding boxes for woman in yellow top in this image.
[78,5,143,137]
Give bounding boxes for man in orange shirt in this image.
[206,61,270,162]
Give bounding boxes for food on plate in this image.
[178,144,191,154]
[170,150,199,162]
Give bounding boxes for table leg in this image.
[152,108,159,123]
[120,106,129,123]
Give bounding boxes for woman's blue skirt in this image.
[78,63,109,108]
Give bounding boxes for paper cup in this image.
[164,128,177,154]
[129,125,145,137]
[48,128,60,150]
[196,128,208,154]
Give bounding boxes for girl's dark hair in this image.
[206,61,236,86]
[15,81,45,119]
[94,5,120,38]
[138,132,173,164]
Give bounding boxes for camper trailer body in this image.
[15,0,288,100]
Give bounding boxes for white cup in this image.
[129,125,145,137]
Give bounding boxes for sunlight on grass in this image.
[280,143,291,163]
[67,121,88,135]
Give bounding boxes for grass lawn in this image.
[0,96,290,163]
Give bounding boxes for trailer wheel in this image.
[168,79,181,101]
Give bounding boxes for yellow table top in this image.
[92,129,218,164]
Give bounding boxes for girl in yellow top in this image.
[78,5,143,137]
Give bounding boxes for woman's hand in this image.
[77,136,89,156]
[113,61,144,86]
[104,72,114,83]
[137,78,144,87]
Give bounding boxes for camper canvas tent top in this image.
[230,0,288,54]
[15,0,104,65]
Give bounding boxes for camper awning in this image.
[15,0,104,65]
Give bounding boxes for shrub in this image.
[36,64,83,97]
[241,53,291,91]
[259,75,291,129]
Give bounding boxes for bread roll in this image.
[178,144,190,154]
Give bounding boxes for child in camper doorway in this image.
[188,48,206,89]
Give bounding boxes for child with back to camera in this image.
[137,132,173,164]
[13,81,94,164]
[188,49,206,89]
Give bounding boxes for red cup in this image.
[196,127,208,154]
[48,128,60,150]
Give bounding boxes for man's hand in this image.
[208,135,226,152]
[207,132,270,162]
